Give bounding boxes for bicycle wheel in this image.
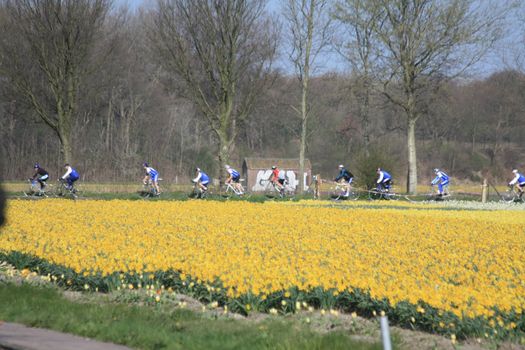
[502,190,518,203]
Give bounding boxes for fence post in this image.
[481,178,488,203]
[380,316,392,350]
[313,174,320,200]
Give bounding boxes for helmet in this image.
[34,163,40,169]
[377,168,381,172]
[196,167,201,172]
[271,165,276,170]
[513,169,518,174]
[143,162,149,167]
[433,168,439,173]
[225,165,231,169]
[338,164,344,169]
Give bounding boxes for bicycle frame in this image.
[191,182,208,199]
[24,179,48,197]
[331,181,358,201]
[368,184,397,201]
[502,185,524,203]
[56,179,79,199]
[140,180,159,198]
[259,178,286,198]
[224,181,244,196]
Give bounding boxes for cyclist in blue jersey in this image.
[143,162,160,194]
[334,164,354,197]
[509,169,525,198]
[376,168,392,191]
[61,164,80,190]
[225,165,243,194]
[431,168,450,197]
[193,167,210,193]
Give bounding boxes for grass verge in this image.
[0,283,382,350]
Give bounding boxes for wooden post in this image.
[481,178,488,203]
[313,174,321,200]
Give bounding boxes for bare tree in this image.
[333,0,382,156]
[149,0,276,181]
[284,0,332,193]
[335,0,512,193]
[0,0,113,164]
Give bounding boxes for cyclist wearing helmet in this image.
[61,164,80,190]
[193,167,210,193]
[269,165,285,191]
[334,164,354,197]
[431,168,450,196]
[31,163,49,191]
[509,169,525,198]
[225,165,243,194]
[143,162,160,194]
[376,168,392,191]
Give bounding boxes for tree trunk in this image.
[299,116,307,193]
[298,81,308,193]
[362,76,371,157]
[59,133,73,165]
[407,117,417,194]
[217,131,232,186]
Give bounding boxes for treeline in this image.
[0,0,524,188]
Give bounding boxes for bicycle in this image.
[55,179,80,199]
[259,178,290,198]
[427,185,451,201]
[368,184,399,201]
[190,182,208,199]
[23,178,50,198]
[502,185,524,203]
[140,179,160,198]
[224,180,246,197]
[330,181,359,201]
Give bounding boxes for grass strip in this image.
[0,283,382,350]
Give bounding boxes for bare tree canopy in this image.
[284,0,332,192]
[149,0,277,180]
[334,0,514,194]
[0,0,113,164]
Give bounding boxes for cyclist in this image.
[431,168,450,197]
[269,165,285,192]
[509,169,525,198]
[192,167,210,194]
[334,164,354,197]
[143,162,160,194]
[31,163,49,192]
[61,164,80,191]
[376,168,392,192]
[225,165,244,194]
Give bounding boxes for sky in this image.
[114,0,524,77]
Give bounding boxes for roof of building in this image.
[243,157,312,170]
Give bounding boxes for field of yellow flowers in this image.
[1,199,524,339]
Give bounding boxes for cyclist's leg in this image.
[71,177,79,193]
[66,176,73,190]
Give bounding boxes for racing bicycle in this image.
[139,179,161,198]
[502,185,524,203]
[190,181,209,199]
[368,183,399,201]
[55,178,80,199]
[23,178,51,198]
[224,180,246,197]
[330,181,359,201]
